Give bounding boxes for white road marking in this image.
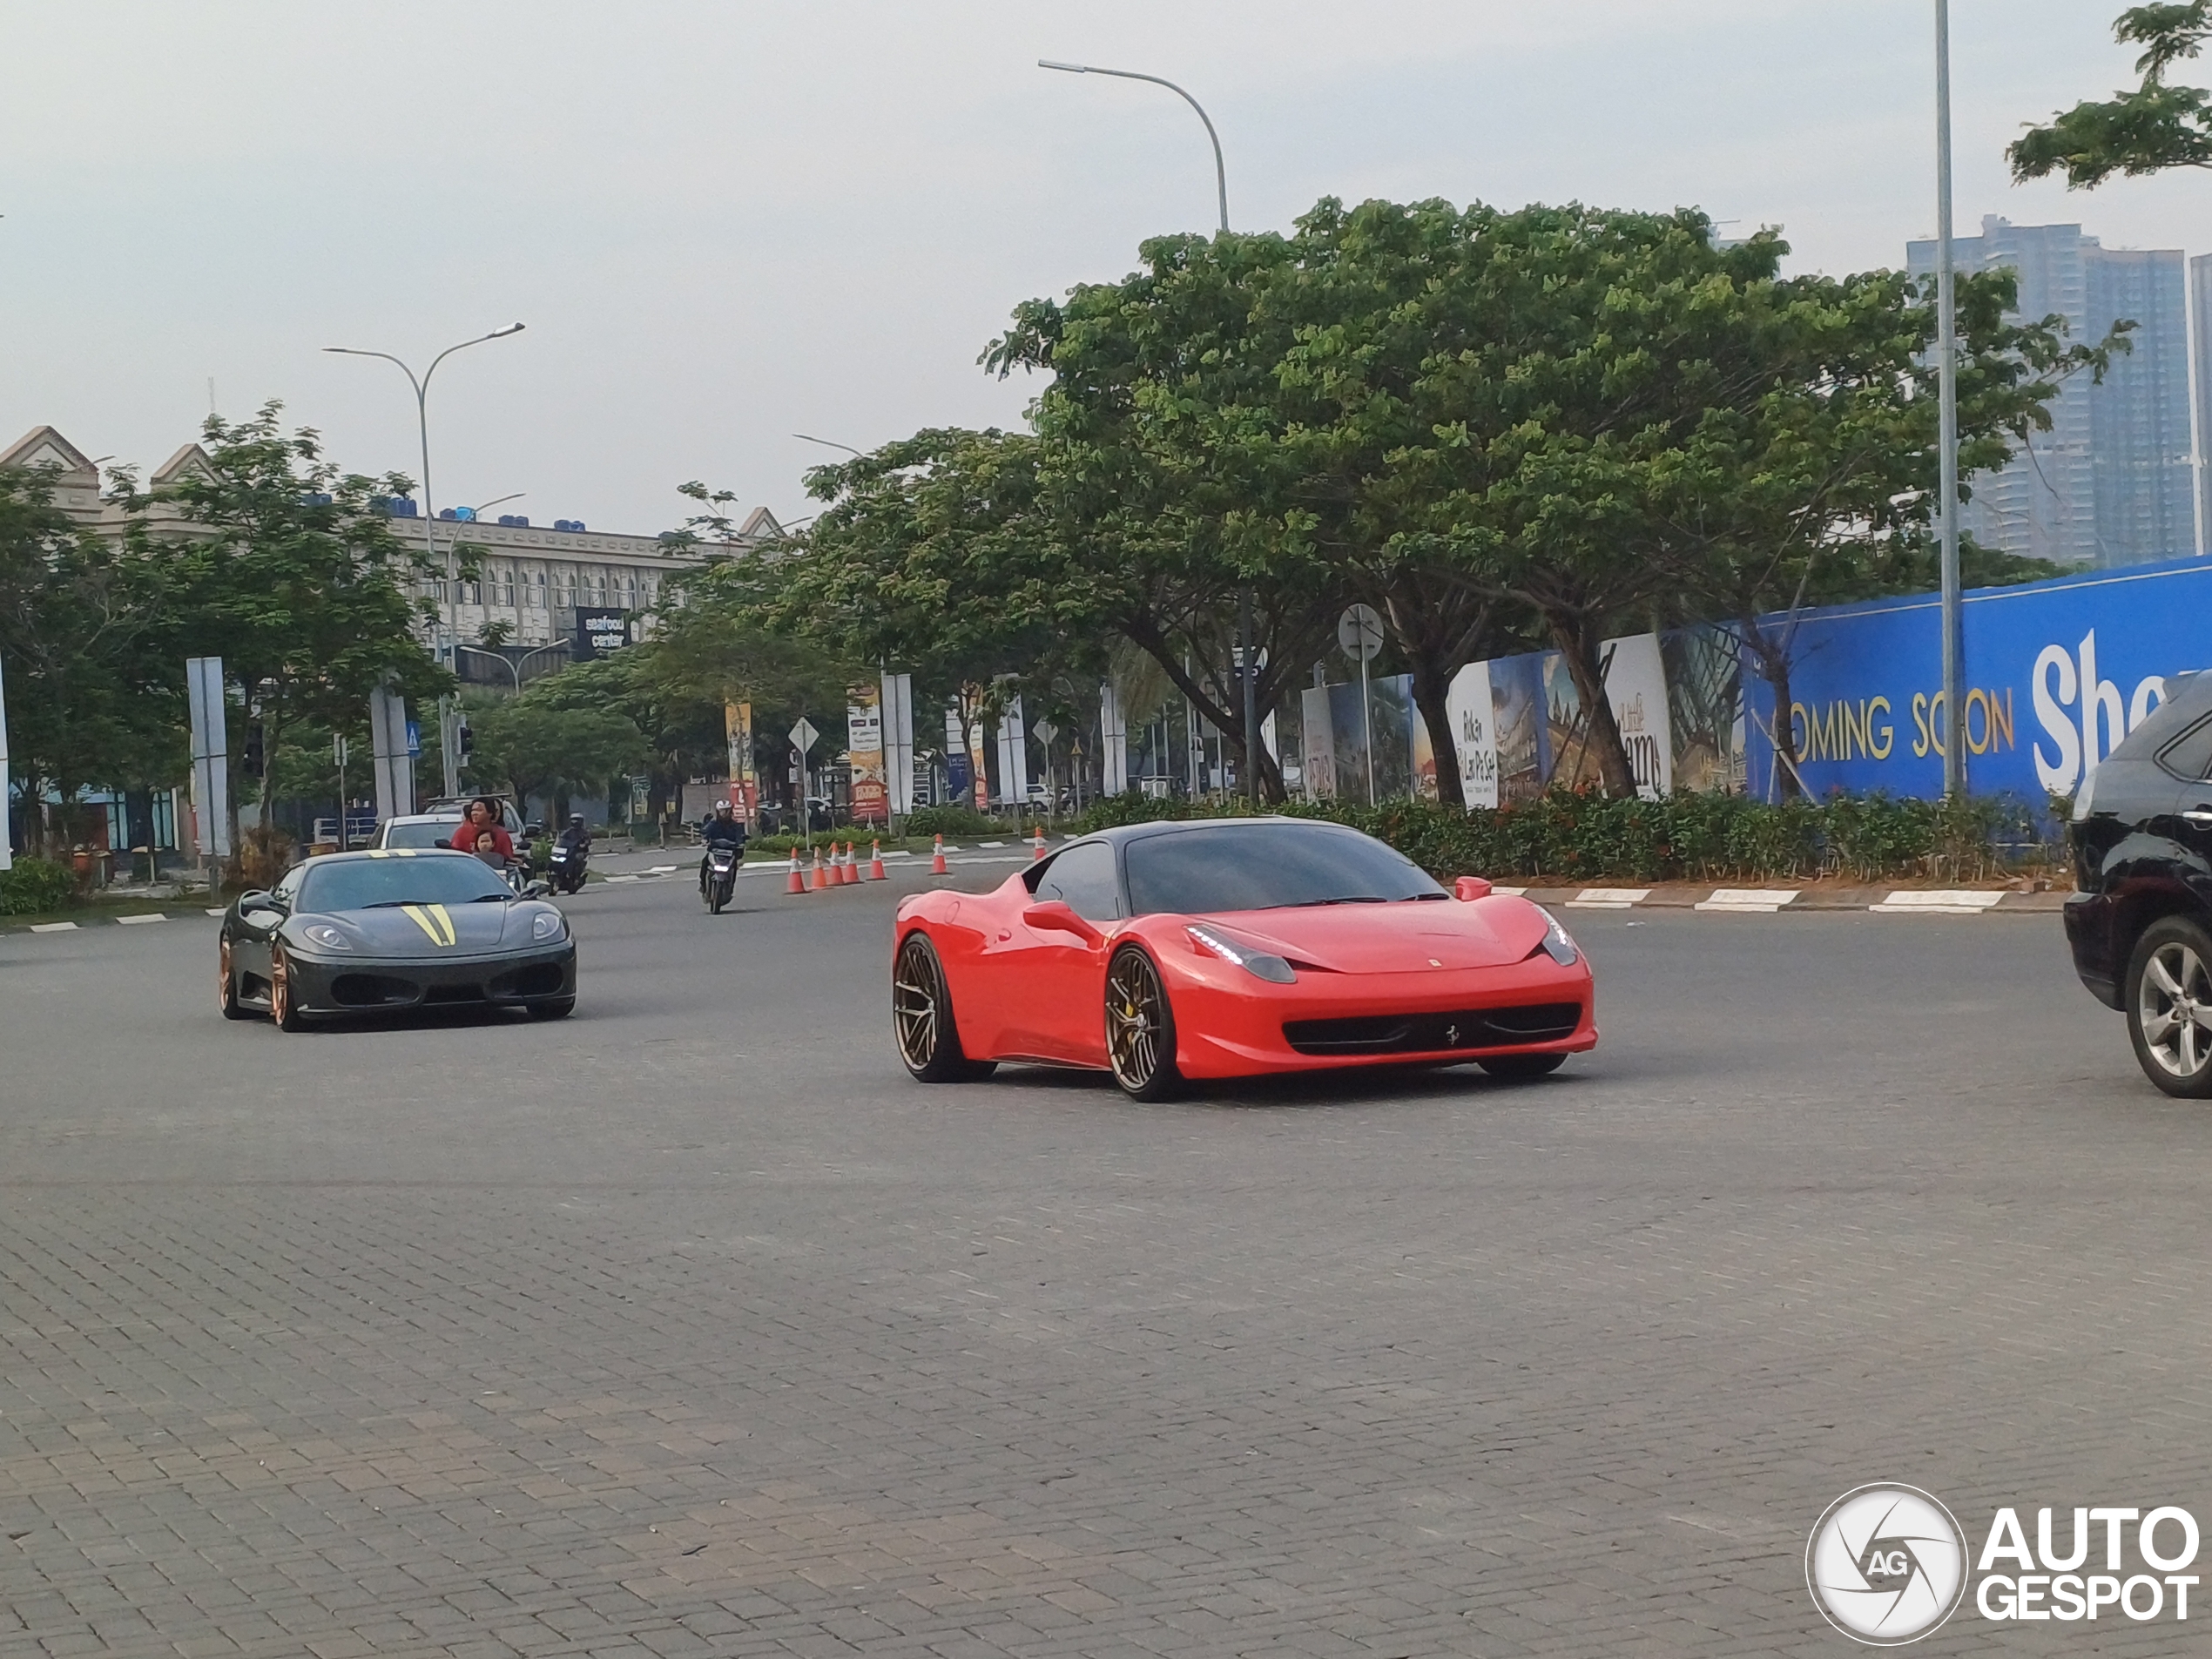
[1566,887,1650,910]
[1696,888,1799,914]
[1870,890,2006,915]
[977,840,1007,848]
[1490,886,1528,898]
[29,921,78,933]
[116,914,167,925]
[206,907,226,917]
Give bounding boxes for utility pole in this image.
[1934,1,1966,796]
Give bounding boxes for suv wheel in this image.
[2127,916,2212,1097]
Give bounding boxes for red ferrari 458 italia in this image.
[891,817,1595,1098]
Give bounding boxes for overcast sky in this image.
[6,1,2209,535]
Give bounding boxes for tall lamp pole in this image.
[1933,3,1965,797]
[1038,60,1260,806]
[326,323,525,799]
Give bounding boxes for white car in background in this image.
[363,813,466,851]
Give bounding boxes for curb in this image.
[1522,885,2065,914]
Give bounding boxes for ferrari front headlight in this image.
[302,924,351,951]
[1186,922,1296,984]
[1538,910,1579,966]
[530,910,567,941]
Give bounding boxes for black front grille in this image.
[1283,1001,1582,1056]
[422,983,485,1005]
[491,963,566,999]
[329,974,419,1008]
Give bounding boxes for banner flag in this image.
[1299,685,1336,800]
[725,701,759,824]
[846,681,888,824]
[968,706,990,812]
[186,656,233,858]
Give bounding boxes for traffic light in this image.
[242,722,265,778]
[458,722,475,761]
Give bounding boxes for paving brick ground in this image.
[3,872,2207,1656]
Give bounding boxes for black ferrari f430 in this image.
[218,849,577,1029]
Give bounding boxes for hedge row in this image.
[0,858,78,915]
[1071,788,2056,885]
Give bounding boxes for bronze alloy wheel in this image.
[268,943,304,1032]
[893,932,993,1082]
[1106,947,1182,1101]
[218,937,252,1021]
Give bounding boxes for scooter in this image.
[547,841,588,894]
[703,844,739,914]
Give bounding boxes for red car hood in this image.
[1190,899,1550,974]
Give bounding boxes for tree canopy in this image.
[2011,3,2212,185]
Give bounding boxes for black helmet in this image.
[570,813,585,826]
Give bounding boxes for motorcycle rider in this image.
[698,798,746,897]
[550,813,591,890]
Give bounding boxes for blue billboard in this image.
[1740,556,2212,802]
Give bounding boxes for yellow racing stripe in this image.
[400,903,458,947]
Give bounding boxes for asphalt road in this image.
[2,863,2206,1657]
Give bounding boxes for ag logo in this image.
[1807,1485,1968,1645]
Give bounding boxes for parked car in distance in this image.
[2065,668,2212,1096]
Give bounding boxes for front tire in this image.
[1477,1051,1566,1081]
[218,937,253,1021]
[2127,916,2212,1097]
[893,932,994,1082]
[1106,946,1183,1102]
[268,942,307,1032]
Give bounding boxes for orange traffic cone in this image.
[785,849,804,894]
[838,841,855,885]
[1030,824,1048,860]
[931,834,948,875]
[809,845,827,891]
[868,840,887,880]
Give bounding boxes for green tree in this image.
[462,695,646,820]
[0,468,179,853]
[753,428,1101,794]
[2011,3,2212,185]
[1649,260,2107,794]
[131,403,449,836]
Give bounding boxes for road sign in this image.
[1338,604,1384,664]
[405,719,421,759]
[789,717,819,754]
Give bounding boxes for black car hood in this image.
[287,900,556,959]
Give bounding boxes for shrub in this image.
[0,857,79,915]
[902,805,1002,839]
[1066,786,2047,885]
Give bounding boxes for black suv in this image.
[2066,668,2212,1096]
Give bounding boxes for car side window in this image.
[1036,841,1122,921]
[2157,715,2212,781]
[273,867,304,908]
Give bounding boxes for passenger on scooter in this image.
[699,799,745,895]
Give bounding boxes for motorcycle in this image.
[547,841,588,894]
[703,844,739,914]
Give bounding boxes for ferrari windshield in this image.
[298,855,513,914]
[1123,822,1447,915]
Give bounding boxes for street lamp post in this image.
[325,323,525,798]
[1932,3,1965,798]
[1038,60,1261,806]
